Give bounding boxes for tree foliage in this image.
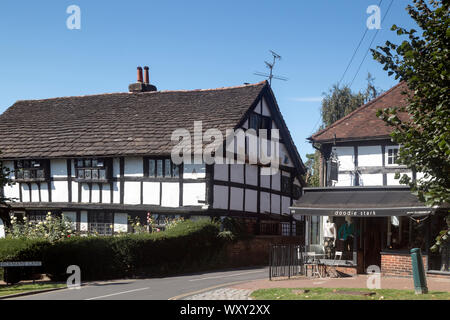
[372,0,449,250]
[305,74,382,186]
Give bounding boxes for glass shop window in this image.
[387,216,427,251]
[15,160,47,180]
[148,158,179,178]
[75,158,108,181]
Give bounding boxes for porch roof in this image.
[290,186,433,217]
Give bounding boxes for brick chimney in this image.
[129,66,157,93]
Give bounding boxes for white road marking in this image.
[84,287,150,300]
[189,270,266,282]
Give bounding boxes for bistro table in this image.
[304,253,326,278]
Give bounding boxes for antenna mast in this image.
[254,50,288,85]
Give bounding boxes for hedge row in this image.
[0,219,228,282]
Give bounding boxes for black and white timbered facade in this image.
[0,75,306,235]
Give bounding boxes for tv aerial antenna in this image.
[254,50,288,85]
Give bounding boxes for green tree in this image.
[306,75,383,186]
[304,152,320,187]
[320,73,381,127]
[372,0,449,248]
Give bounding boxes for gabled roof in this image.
[310,82,410,143]
[0,81,305,177]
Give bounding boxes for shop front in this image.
[290,186,449,277]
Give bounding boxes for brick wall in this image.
[381,252,428,277]
[224,236,303,267]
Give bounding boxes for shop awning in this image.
[290,186,433,218]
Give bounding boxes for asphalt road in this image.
[9,267,268,300]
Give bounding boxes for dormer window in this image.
[14,160,49,181]
[75,158,110,181]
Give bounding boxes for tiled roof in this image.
[310,82,410,143]
[0,82,267,159]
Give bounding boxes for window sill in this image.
[74,179,111,184]
[14,178,47,183]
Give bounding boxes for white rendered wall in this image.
[31,183,39,202]
[335,147,354,171]
[230,164,244,184]
[334,173,354,187]
[245,189,258,213]
[214,164,228,181]
[113,182,120,204]
[230,187,244,211]
[21,184,30,202]
[245,164,258,186]
[143,182,160,205]
[91,184,100,203]
[183,183,206,206]
[81,183,89,203]
[260,192,270,214]
[213,185,228,209]
[124,181,140,204]
[52,181,68,202]
[161,183,179,207]
[40,183,49,202]
[359,173,383,186]
[72,182,78,202]
[271,194,281,214]
[282,196,290,214]
[358,146,382,167]
[102,183,110,203]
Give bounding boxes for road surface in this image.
[9,267,268,300]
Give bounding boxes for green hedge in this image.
[0,219,227,282]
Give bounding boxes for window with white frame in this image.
[386,146,400,166]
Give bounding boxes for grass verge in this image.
[0,283,66,297]
[251,287,450,300]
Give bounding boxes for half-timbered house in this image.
[0,68,306,236]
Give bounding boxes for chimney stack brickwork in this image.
[129,66,157,93]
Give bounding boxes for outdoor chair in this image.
[326,251,343,278]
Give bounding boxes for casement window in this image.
[14,160,49,181]
[147,158,180,178]
[75,158,110,181]
[386,146,400,166]
[88,212,113,236]
[183,163,206,179]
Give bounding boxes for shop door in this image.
[363,218,383,271]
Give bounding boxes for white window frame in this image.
[385,146,400,167]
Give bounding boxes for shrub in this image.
[0,219,228,282]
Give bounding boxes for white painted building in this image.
[0,70,306,236]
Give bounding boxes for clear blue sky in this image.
[0,0,418,160]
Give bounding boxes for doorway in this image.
[362,218,384,271]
